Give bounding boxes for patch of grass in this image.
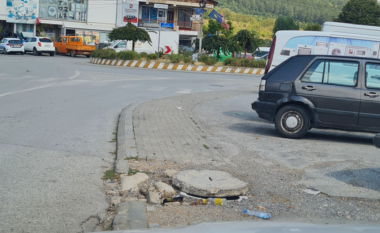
[128,168,139,176]
[125,156,138,160]
[214,147,220,149]
[109,151,116,155]
[103,169,120,180]
[203,144,209,149]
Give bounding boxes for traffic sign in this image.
[164,46,172,54]
[154,4,168,9]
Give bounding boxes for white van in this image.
[265,30,380,74]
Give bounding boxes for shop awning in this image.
[63,22,114,31]
[39,19,64,25]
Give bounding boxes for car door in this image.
[61,37,68,53]
[25,38,32,51]
[294,58,361,125]
[0,39,4,50]
[56,37,63,53]
[359,62,380,127]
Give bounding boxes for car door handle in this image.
[302,85,316,91]
[364,92,379,98]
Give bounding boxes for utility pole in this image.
[198,13,203,56]
[115,0,119,28]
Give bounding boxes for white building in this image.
[0,0,217,50]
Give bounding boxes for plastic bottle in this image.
[200,198,226,206]
[163,196,184,204]
[243,209,271,219]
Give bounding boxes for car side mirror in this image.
[374,134,380,149]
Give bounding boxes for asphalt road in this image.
[0,53,261,233]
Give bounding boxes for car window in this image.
[58,37,63,42]
[366,63,380,89]
[40,38,52,42]
[301,60,324,83]
[32,38,37,42]
[63,38,67,43]
[70,38,80,42]
[8,40,21,44]
[323,61,358,87]
[117,41,127,48]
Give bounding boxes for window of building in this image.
[142,6,158,24]
[39,0,87,21]
[178,9,192,27]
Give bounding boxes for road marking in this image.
[177,64,184,70]
[0,83,58,98]
[167,63,174,70]
[157,63,165,69]
[196,66,203,71]
[176,89,191,94]
[235,68,241,73]
[147,86,166,91]
[68,71,80,79]
[207,67,213,72]
[216,67,223,72]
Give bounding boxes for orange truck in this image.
[54,36,96,57]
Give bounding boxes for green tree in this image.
[108,23,152,52]
[304,23,322,31]
[203,35,239,60]
[334,0,380,26]
[234,29,261,58]
[272,16,300,34]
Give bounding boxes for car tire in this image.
[55,48,59,55]
[275,104,310,139]
[21,52,24,55]
[3,48,7,54]
[33,48,39,56]
[86,55,90,58]
[50,52,55,57]
[70,50,75,57]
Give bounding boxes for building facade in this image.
[1,0,217,51]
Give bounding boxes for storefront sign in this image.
[154,4,168,9]
[6,0,37,24]
[123,1,139,26]
[160,23,173,29]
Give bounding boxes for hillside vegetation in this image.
[216,0,349,24]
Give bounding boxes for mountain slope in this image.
[216,0,350,24]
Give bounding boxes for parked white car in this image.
[0,38,25,55]
[24,37,55,56]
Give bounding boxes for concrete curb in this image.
[90,58,265,75]
[113,102,147,230]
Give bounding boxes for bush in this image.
[223,58,266,68]
[147,53,158,60]
[199,54,217,66]
[117,51,139,60]
[91,49,101,58]
[168,54,182,63]
[99,49,117,59]
[139,52,148,58]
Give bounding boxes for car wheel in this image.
[55,48,59,55]
[33,48,39,56]
[21,52,24,55]
[70,50,75,57]
[3,48,7,54]
[275,104,310,139]
[86,55,90,58]
[50,52,55,56]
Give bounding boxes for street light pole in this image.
[198,13,203,56]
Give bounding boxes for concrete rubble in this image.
[121,173,149,192]
[154,181,177,198]
[172,170,249,197]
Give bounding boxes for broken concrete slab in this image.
[172,170,248,197]
[121,173,149,192]
[81,216,99,232]
[112,201,147,230]
[164,169,179,178]
[147,191,160,204]
[154,182,176,197]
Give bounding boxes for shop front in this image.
[36,24,60,41]
[62,22,113,44]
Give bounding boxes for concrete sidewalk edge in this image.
[90,58,265,75]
